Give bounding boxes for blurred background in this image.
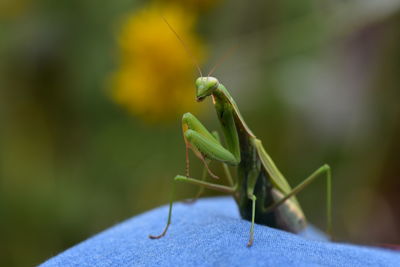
[1,0,400,265]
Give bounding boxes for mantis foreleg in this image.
[184,131,235,203]
[182,113,239,167]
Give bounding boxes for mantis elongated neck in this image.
[212,84,255,138]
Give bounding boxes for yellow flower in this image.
[0,0,31,19]
[111,4,205,122]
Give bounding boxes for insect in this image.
[149,18,332,247]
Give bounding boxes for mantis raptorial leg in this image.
[182,113,239,166]
[184,131,234,203]
[212,131,235,187]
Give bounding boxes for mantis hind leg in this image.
[149,175,235,239]
[264,164,332,235]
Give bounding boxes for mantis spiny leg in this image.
[182,113,239,168]
[211,131,235,187]
[184,130,235,203]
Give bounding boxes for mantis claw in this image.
[149,224,170,239]
[199,154,220,179]
[247,233,254,247]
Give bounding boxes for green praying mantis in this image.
[149,18,332,247]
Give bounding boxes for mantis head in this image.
[195,76,219,102]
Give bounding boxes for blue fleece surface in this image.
[41,197,400,266]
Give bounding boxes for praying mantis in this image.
[149,18,332,247]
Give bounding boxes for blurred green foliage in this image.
[1,0,400,266]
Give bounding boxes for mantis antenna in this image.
[161,16,203,77]
[208,43,239,77]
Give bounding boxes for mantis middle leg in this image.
[148,175,235,239]
[245,168,260,247]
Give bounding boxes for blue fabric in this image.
[41,197,400,266]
